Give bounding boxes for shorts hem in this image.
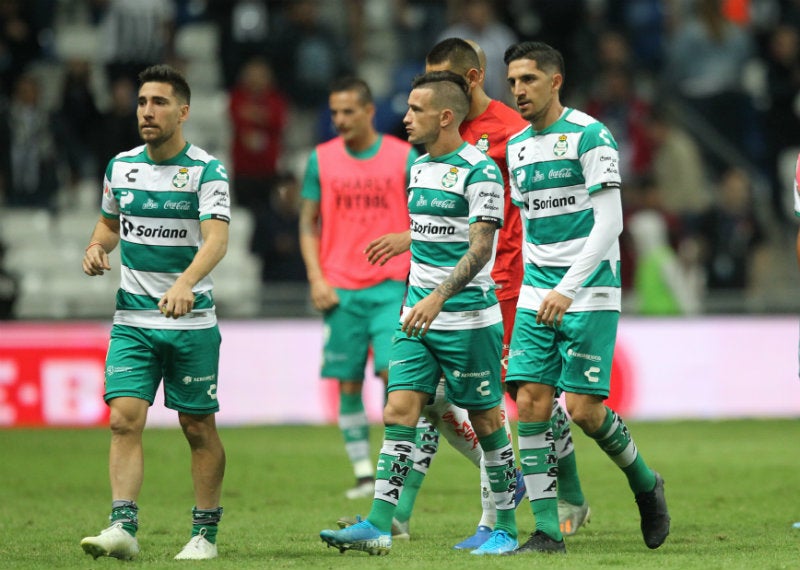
[104,392,154,405]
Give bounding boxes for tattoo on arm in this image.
[435,222,497,300]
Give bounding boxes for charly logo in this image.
[172,167,190,189]
[441,167,459,189]
[476,133,489,153]
[553,134,569,157]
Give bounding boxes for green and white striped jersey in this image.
[404,142,504,330]
[506,108,622,312]
[100,143,231,330]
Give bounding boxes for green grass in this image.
[1,420,799,569]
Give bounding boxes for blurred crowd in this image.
[1,0,799,318]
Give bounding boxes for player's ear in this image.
[466,67,482,88]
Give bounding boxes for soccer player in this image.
[320,70,519,556]
[299,77,418,500]
[503,41,670,554]
[362,38,590,548]
[80,64,229,561]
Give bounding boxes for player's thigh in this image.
[387,332,441,398]
[161,326,221,414]
[558,311,618,398]
[437,324,504,411]
[366,280,406,374]
[104,325,162,404]
[320,289,372,380]
[499,296,518,379]
[506,308,562,389]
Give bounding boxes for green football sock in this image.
[110,500,138,536]
[551,401,585,506]
[191,506,223,544]
[589,407,656,495]
[518,421,562,541]
[394,417,439,523]
[478,426,518,538]
[367,425,416,532]
[338,391,372,478]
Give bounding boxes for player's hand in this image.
[158,282,195,319]
[401,293,445,337]
[82,243,111,276]
[365,231,411,266]
[309,278,339,312]
[536,290,572,326]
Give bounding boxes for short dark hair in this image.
[426,38,481,76]
[503,41,565,79]
[138,64,191,104]
[411,70,470,121]
[329,77,373,106]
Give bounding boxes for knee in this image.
[382,401,405,425]
[179,414,214,446]
[108,405,145,436]
[514,385,553,422]
[566,400,605,434]
[467,407,501,437]
[382,396,420,427]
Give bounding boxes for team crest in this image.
[476,134,489,153]
[442,167,459,188]
[172,167,190,189]
[553,135,568,157]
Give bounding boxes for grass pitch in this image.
[1,419,798,569]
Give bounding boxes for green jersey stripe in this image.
[522,260,621,289]
[121,242,198,273]
[116,290,216,311]
[411,241,467,267]
[406,285,498,311]
[525,209,594,245]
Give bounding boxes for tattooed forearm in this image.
[434,221,497,300]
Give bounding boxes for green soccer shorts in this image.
[321,280,406,381]
[104,324,221,414]
[387,323,504,411]
[506,309,619,398]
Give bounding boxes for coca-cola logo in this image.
[164,200,191,210]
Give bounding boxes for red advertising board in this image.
[0,323,110,426]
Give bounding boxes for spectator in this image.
[227,56,288,210]
[602,0,668,74]
[627,208,703,315]
[99,0,177,85]
[53,59,102,189]
[438,0,518,103]
[763,23,800,223]
[696,167,770,293]
[662,0,762,175]
[585,64,653,181]
[643,105,712,234]
[394,0,449,65]
[267,0,353,111]
[0,73,59,208]
[249,173,305,284]
[0,0,45,97]
[208,0,271,90]
[0,240,19,319]
[95,76,141,176]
